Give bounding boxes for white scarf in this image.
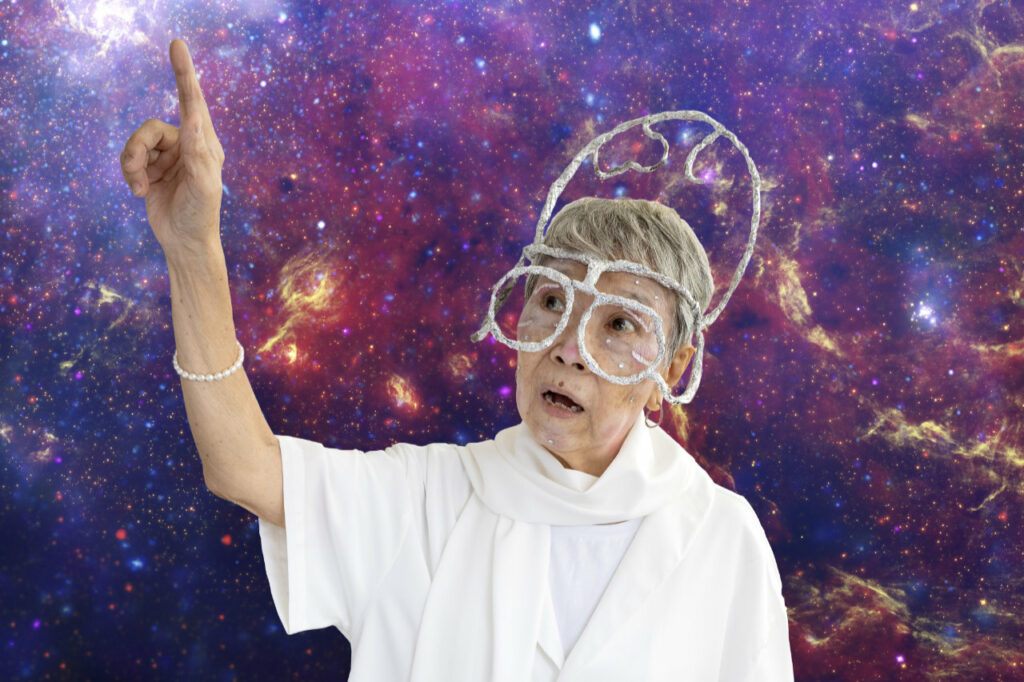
[408,413,706,680]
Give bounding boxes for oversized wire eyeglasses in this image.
[472,110,762,405]
[484,243,704,402]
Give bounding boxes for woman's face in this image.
[514,258,694,475]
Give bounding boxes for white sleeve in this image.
[737,503,794,682]
[257,433,423,638]
[741,621,794,682]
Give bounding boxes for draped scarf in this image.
[408,413,699,680]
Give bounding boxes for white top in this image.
[549,518,643,653]
[257,427,793,681]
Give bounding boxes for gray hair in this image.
[532,197,714,356]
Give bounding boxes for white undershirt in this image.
[549,517,644,654]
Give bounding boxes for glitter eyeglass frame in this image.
[486,243,704,397]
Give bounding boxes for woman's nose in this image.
[550,322,586,371]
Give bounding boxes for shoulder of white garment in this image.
[708,484,776,537]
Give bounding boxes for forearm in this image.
[166,240,276,497]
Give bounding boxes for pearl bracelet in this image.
[173,339,245,382]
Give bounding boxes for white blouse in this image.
[257,427,793,681]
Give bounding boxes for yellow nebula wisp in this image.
[860,405,1024,503]
[773,252,841,356]
[662,402,691,440]
[387,374,420,410]
[258,252,341,361]
[61,281,151,375]
[447,352,475,379]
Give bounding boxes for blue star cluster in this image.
[1,0,1023,679]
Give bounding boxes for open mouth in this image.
[543,390,584,413]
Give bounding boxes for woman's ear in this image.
[646,345,695,411]
[661,344,695,394]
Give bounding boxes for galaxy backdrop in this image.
[2,0,1023,679]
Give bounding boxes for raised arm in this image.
[120,39,284,527]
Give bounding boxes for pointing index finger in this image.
[169,39,210,129]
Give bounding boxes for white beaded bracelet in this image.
[173,339,245,382]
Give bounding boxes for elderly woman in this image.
[122,40,793,681]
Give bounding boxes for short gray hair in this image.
[534,197,714,355]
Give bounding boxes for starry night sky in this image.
[2,0,1024,679]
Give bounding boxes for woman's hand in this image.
[120,39,225,260]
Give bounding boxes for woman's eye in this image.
[543,295,564,312]
[611,316,637,333]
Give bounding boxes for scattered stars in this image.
[911,301,939,327]
[3,2,1019,680]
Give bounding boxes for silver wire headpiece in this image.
[472,110,762,404]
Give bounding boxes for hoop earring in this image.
[644,404,664,429]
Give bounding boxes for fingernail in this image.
[132,183,143,196]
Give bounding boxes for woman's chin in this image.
[526,412,583,451]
